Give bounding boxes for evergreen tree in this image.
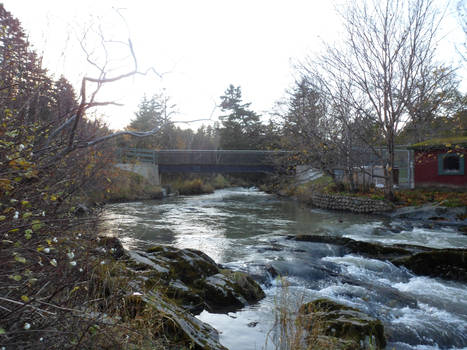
[218,85,263,149]
[0,4,54,123]
[53,76,78,120]
[126,94,176,149]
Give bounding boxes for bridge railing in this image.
[118,148,156,163]
[118,148,291,165]
[155,150,278,165]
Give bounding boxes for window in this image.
[438,153,464,175]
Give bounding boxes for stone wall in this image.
[311,192,393,213]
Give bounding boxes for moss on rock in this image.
[392,249,467,282]
[124,245,265,315]
[299,299,386,350]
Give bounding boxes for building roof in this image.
[410,136,467,150]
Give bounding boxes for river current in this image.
[103,187,467,350]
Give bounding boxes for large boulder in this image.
[126,245,265,314]
[203,270,265,312]
[392,249,467,282]
[390,205,467,225]
[299,299,386,350]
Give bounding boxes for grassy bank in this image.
[85,168,163,204]
[263,175,467,209]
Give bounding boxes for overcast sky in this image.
[2,0,465,130]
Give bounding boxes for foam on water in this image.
[323,254,399,274]
[394,277,467,304]
[343,224,466,249]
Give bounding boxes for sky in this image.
[2,0,466,130]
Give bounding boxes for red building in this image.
[410,137,467,188]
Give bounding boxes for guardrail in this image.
[118,148,157,163]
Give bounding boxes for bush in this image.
[90,169,163,203]
[212,174,231,189]
[176,178,214,195]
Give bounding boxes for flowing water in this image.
[103,187,467,350]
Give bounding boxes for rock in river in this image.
[299,299,386,350]
[289,234,467,282]
[105,242,266,350]
[126,245,265,314]
[391,249,467,282]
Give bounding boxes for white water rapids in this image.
[103,188,467,350]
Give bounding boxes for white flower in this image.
[43,248,50,253]
[13,211,19,220]
[42,211,45,216]
[40,337,44,342]
[70,261,77,266]
[100,260,106,265]
[50,259,57,267]
[79,268,83,272]
[67,252,74,259]
[18,144,25,151]
[52,237,58,243]
[24,322,31,330]
[78,233,82,237]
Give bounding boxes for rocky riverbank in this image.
[98,236,265,349]
[100,187,467,349]
[97,236,392,350]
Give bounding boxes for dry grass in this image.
[96,168,163,203]
[173,178,215,195]
[266,278,329,350]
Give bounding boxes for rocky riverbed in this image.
[101,236,389,350]
[103,188,467,349]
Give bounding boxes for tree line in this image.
[119,84,281,151]
[122,0,466,200]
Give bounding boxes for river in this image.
[103,187,467,350]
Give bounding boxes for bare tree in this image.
[456,0,466,61]
[301,0,444,200]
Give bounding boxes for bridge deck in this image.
[120,148,290,165]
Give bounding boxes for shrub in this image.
[176,178,214,195]
[212,174,231,189]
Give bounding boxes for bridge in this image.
[116,148,292,185]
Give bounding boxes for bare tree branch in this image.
[299,0,445,199]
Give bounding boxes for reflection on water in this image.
[102,187,376,262]
[103,187,467,350]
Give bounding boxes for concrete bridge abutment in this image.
[115,163,160,186]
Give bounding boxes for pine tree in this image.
[218,85,262,149]
[127,94,175,149]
